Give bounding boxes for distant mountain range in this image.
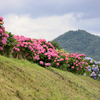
[52,29,100,61]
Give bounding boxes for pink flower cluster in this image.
[0,17,3,21]
[0,17,4,24]
[66,53,88,71]
[12,36,86,69]
[12,35,59,67]
[0,17,9,51]
[52,51,87,73]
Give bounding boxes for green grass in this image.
[0,55,100,100]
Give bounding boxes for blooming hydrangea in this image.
[0,17,3,21]
[84,58,100,80]
[0,17,9,52]
[40,61,44,65]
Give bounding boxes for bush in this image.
[0,17,10,56]
[83,58,100,80]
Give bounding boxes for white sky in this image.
[1,0,100,41]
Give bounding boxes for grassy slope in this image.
[0,55,100,100]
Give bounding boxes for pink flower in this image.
[78,63,80,65]
[33,55,40,60]
[24,45,27,48]
[75,60,78,63]
[40,61,44,64]
[1,39,6,45]
[61,51,63,53]
[60,58,64,61]
[17,48,20,52]
[4,33,9,38]
[85,67,88,69]
[28,46,32,49]
[65,57,68,60]
[0,29,3,33]
[44,53,48,56]
[26,53,29,56]
[13,47,20,52]
[56,63,59,66]
[66,54,69,57]
[21,43,24,47]
[57,58,64,61]
[11,50,14,53]
[0,46,3,50]
[60,54,63,56]
[80,54,86,57]
[85,62,88,65]
[77,68,80,70]
[71,66,74,69]
[80,65,82,68]
[0,17,3,21]
[2,36,6,40]
[76,64,79,66]
[16,44,20,47]
[1,26,5,32]
[38,39,46,43]
[45,63,51,66]
[75,52,78,55]
[54,60,56,62]
[78,57,81,60]
[71,53,74,55]
[48,57,51,60]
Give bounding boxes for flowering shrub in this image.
[83,58,100,80]
[51,49,69,70]
[0,17,10,56]
[65,53,88,74]
[11,35,59,67]
[11,35,34,59]
[11,34,88,74]
[3,31,16,57]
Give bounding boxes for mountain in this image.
[52,29,100,61]
[0,55,100,100]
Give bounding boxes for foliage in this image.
[48,41,62,50]
[3,31,17,57]
[0,55,100,100]
[56,48,69,54]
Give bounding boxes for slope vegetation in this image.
[52,29,100,61]
[0,55,100,100]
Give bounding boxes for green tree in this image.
[48,41,62,50]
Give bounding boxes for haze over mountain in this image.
[52,29,100,61]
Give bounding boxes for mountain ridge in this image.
[52,29,100,61]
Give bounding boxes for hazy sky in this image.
[1,0,100,41]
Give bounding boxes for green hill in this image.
[0,55,100,100]
[52,29,100,61]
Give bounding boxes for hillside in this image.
[52,29,100,61]
[0,55,100,100]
